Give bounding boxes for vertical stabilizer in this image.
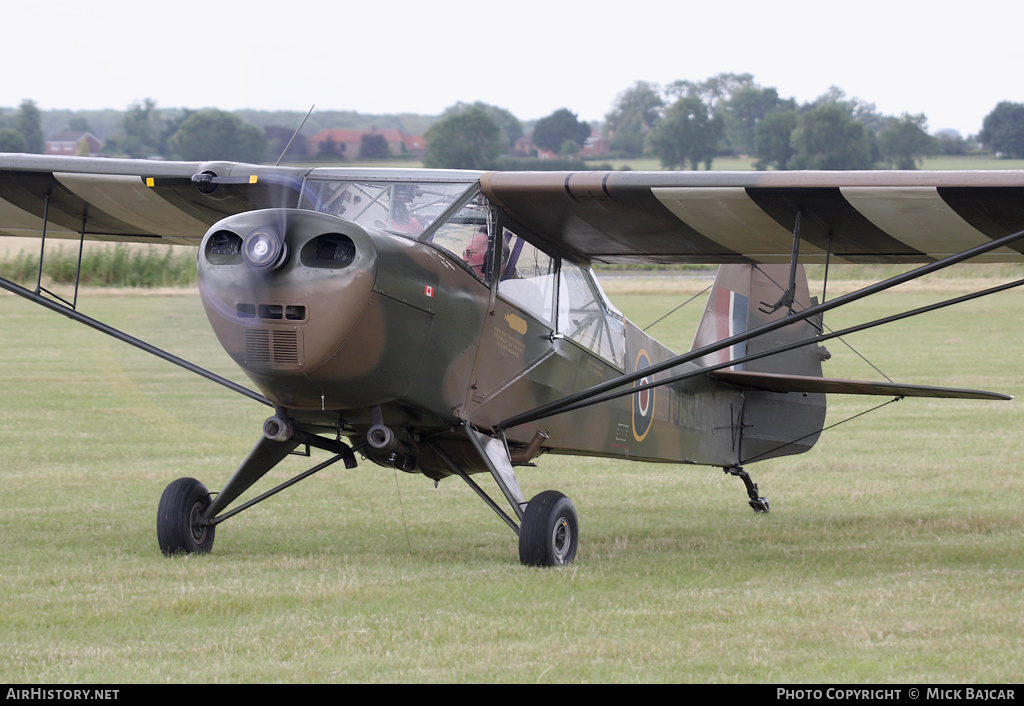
[691,264,827,377]
[691,264,829,463]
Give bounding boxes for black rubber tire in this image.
[519,490,578,567]
[157,477,216,556]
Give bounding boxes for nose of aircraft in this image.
[196,208,378,405]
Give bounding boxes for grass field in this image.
[1,273,1022,683]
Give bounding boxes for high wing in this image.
[0,153,311,244]
[5,155,1024,265]
[0,155,321,245]
[0,154,480,246]
[480,170,1024,264]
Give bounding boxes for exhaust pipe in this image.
[510,430,549,464]
[263,415,293,442]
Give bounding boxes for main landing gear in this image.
[157,477,216,555]
[518,490,578,566]
[156,411,358,557]
[426,423,578,567]
[156,412,578,567]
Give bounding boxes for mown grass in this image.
[0,275,1022,683]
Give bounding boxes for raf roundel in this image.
[632,349,655,442]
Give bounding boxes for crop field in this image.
[1,271,1022,683]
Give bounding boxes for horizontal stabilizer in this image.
[710,370,1012,401]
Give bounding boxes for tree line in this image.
[0,98,269,163]
[3,74,1023,170]
[603,74,1015,171]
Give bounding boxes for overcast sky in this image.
[5,0,1021,137]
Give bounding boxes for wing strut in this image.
[510,276,1019,423]
[0,188,271,406]
[760,210,805,315]
[0,273,273,408]
[497,227,1024,431]
[30,188,90,311]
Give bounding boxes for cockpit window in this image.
[499,229,556,324]
[424,192,494,283]
[298,179,472,238]
[558,261,625,369]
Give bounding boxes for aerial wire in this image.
[275,104,315,166]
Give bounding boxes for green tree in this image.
[422,107,501,169]
[318,134,342,158]
[877,113,938,169]
[531,108,591,154]
[360,133,390,159]
[979,102,1024,158]
[0,127,29,153]
[66,116,92,133]
[440,102,522,154]
[934,128,969,156]
[789,103,873,170]
[158,109,194,157]
[807,87,887,134]
[559,139,581,158]
[666,72,756,110]
[263,125,308,163]
[721,86,795,155]
[607,111,646,157]
[105,99,162,158]
[166,109,266,163]
[604,81,664,157]
[646,96,724,170]
[753,109,798,170]
[15,99,44,153]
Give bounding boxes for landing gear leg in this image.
[156,410,357,557]
[430,424,579,567]
[724,466,769,513]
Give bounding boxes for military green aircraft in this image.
[1,154,1022,566]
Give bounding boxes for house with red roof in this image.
[306,128,425,160]
[45,132,102,157]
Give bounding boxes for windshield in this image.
[298,179,473,238]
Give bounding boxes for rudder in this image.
[691,264,827,377]
[691,264,829,463]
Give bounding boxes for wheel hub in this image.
[551,516,571,562]
[189,501,208,543]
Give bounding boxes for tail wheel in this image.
[157,477,216,556]
[519,490,578,567]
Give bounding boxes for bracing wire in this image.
[753,264,894,383]
[642,283,712,332]
[740,396,903,465]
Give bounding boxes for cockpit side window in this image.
[558,261,625,369]
[497,228,556,324]
[425,192,494,284]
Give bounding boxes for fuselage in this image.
[196,177,824,477]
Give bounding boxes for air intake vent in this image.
[301,233,356,269]
[244,329,271,363]
[243,328,303,367]
[272,330,300,364]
